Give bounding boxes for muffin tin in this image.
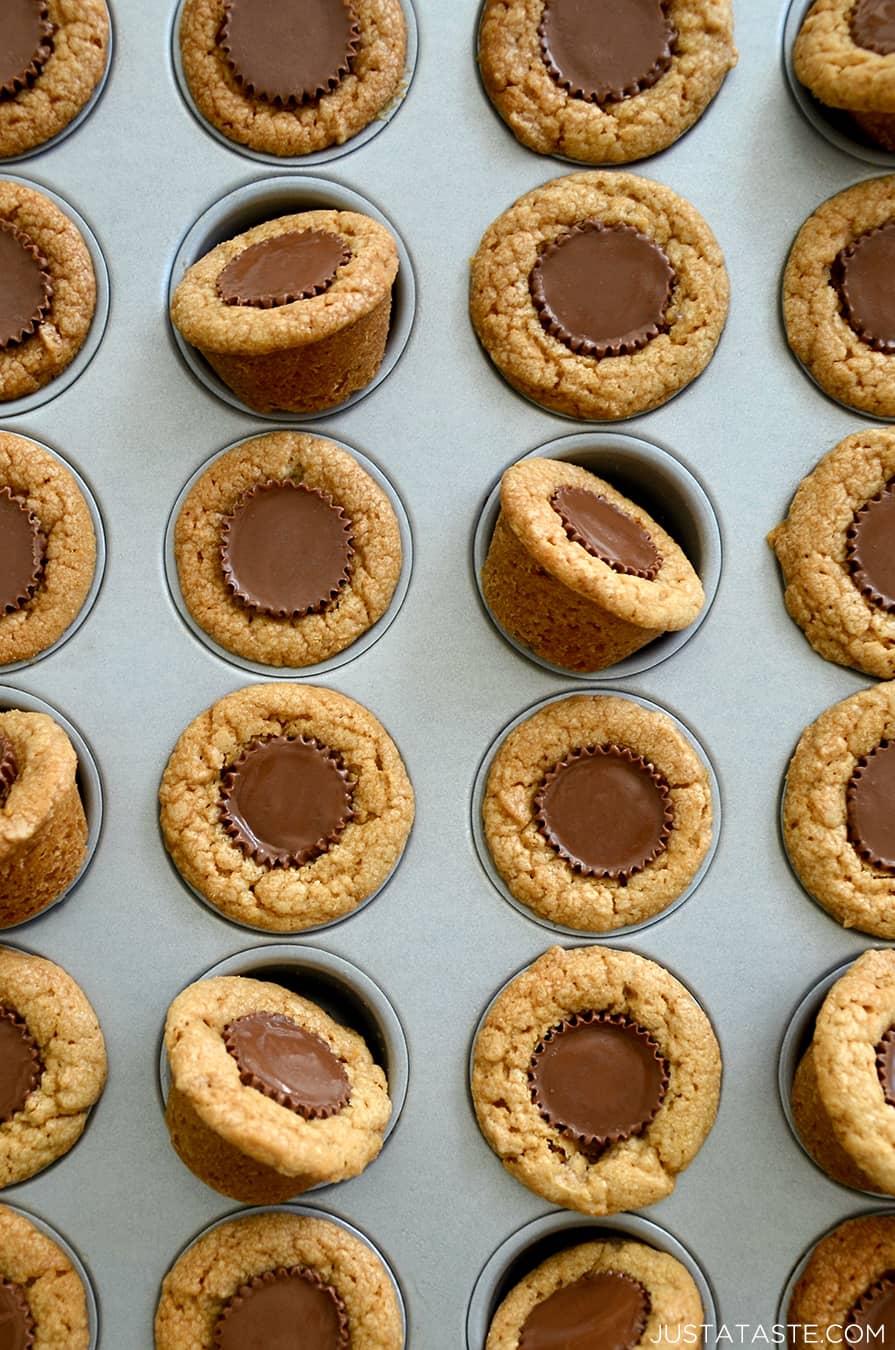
[1,1,892,1343]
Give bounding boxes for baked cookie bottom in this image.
[478,0,736,164]
[471,945,721,1215]
[174,432,402,667]
[794,0,895,115]
[485,1237,703,1349]
[783,176,895,418]
[0,947,106,1187]
[0,433,96,665]
[788,1215,895,1345]
[483,694,713,932]
[0,0,109,158]
[155,1210,403,1349]
[469,171,729,420]
[179,0,407,157]
[0,1204,90,1349]
[783,682,895,936]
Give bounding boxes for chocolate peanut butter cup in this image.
[833,223,895,353]
[0,0,53,100]
[847,739,895,872]
[0,736,16,807]
[877,1026,895,1107]
[0,223,52,351]
[215,1266,349,1350]
[539,0,674,105]
[220,0,360,107]
[534,744,673,882]
[847,481,895,610]
[217,229,351,308]
[519,1270,650,1350]
[220,734,354,868]
[528,1011,669,1154]
[851,0,895,55]
[224,1011,351,1119]
[531,221,674,359]
[0,1277,34,1350]
[0,1007,40,1125]
[221,480,354,619]
[551,485,662,579]
[848,1274,895,1336]
[0,487,44,616]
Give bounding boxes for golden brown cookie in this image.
[478,0,736,164]
[159,682,413,931]
[0,180,96,403]
[788,1214,895,1347]
[482,457,705,672]
[179,0,407,158]
[0,1204,89,1349]
[0,708,87,927]
[0,946,105,1187]
[164,974,391,1202]
[783,177,895,419]
[782,681,895,936]
[0,0,109,159]
[471,945,721,1215]
[470,171,729,420]
[485,1237,703,1349]
[794,0,895,148]
[790,1042,878,1190]
[0,432,96,665]
[170,208,398,414]
[483,694,713,932]
[174,431,402,668]
[155,1209,403,1349]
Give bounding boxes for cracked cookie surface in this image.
[478,0,736,164]
[0,1204,89,1348]
[471,945,721,1214]
[788,1214,895,1347]
[794,0,895,115]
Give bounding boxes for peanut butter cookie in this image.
[478,0,736,164]
[164,974,391,1202]
[155,1208,403,1349]
[794,0,895,149]
[179,0,407,158]
[0,946,105,1187]
[0,1204,90,1349]
[784,177,895,418]
[470,171,729,420]
[0,0,109,159]
[783,681,895,936]
[483,694,713,932]
[159,682,413,931]
[0,432,96,666]
[482,457,705,672]
[788,1214,895,1347]
[485,1236,703,1349]
[174,431,402,669]
[471,945,721,1215]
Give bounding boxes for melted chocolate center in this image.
[539,0,674,104]
[217,230,350,308]
[529,1013,668,1150]
[0,488,44,614]
[847,481,895,610]
[0,0,53,100]
[552,485,662,578]
[531,221,674,359]
[0,223,52,349]
[220,0,360,106]
[534,745,673,881]
[847,739,895,872]
[0,1008,40,1125]
[220,735,354,867]
[847,1274,895,1340]
[224,1012,350,1118]
[877,1026,895,1106]
[214,1266,349,1350]
[221,481,353,618]
[834,223,895,352]
[851,0,895,54]
[519,1271,651,1350]
[0,1279,34,1350]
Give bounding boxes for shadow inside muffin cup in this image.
[466,1210,718,1348]
[0,686,102,930]
[167,176,416,423]
[1,1202,99,1350]
[472,431,722,681]
[157,943,410,1157]
[782,0,895,168]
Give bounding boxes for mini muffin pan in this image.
[4,2,894,1343]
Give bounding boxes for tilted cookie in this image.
[794,0,895,148]
[788,1215,895,1348]
[472,945,721,1215]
